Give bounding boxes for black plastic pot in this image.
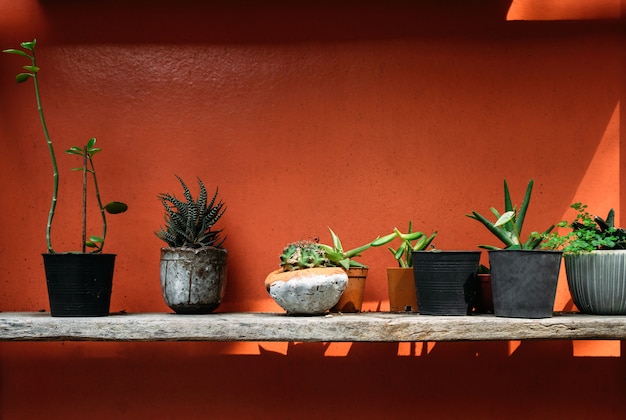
[412,251,481,315]
[489,250,562,319]
[43,253,116,317]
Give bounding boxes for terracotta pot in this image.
[265,267,348,315]
[330,267,368,313]
[387,267,418,312]
[475,274,493,314]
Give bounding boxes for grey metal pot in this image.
[160,246,227,314]
[565,250,626,315]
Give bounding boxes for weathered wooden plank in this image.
[1,312,625,342]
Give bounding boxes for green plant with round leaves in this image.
[388,221,438,267]
[542,202,626,254]
[466,178,555,250]
[156,176,226,249]
[4,39,127,253]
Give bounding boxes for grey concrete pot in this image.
[265,267,348,315]
[160,246,227,314]
[565,250,626,315]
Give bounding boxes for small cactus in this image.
[280,241,331,271]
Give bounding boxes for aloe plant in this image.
[388,221,438,267]
[4,39,127,253]
[318,228,398,270]
[466,179,554,250]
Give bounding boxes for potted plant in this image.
[386,222,437,312]
[474,264,493,314]
[466,178,561,319]
[265,241,348,315]
[156,176,227,314]
[543,203,626,315]
[319,228,397,312]
[4,39,128,317]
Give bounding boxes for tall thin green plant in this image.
[4,39,127,253]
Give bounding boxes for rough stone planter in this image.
[330,267,368,313]
[565,250,626,315]
[43,253,116,317]
[265,267,348,315]
[160,246,228,314]
[387,267,418,313]
[412,251,481,316]
[489,250,562,319]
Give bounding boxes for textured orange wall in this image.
[1,1,625,418]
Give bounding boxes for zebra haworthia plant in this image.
[156,176,226,249]
[4,39,127,253]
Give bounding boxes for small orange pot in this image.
[387,267,418,313]
[330,267,368,313]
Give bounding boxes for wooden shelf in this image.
[1,312,626,342]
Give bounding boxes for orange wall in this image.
[1,0,625,418]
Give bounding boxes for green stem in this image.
[82,146,88,253]
[88,156,107,253]
[31,51,58,254]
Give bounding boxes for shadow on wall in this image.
[2,340,626,419]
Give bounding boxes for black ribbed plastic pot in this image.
[412,251,481,315]
[43,253,116,317]
[489,250,562,319]
[565,250,626,315]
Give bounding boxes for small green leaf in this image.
[22,65,39,73]
[494,211,515,227]
[85,241,99,248]
[89,235,104,243]
[104,201,128,214]
[3,49,32,58]
[88,147,102,156]
[65,147,84,155]
[21,39,36,51]
[87,137,97,149]
[70,167,84,171]
[16,73,33,83]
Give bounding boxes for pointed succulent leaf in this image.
[494,211,515,227]
[515,179,534,235]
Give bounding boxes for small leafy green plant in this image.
[318,228,398,270]
[466,178,555,250]
[156,176,226,249]
[388,221,438,267]
[4,39,127,253]
[542,202,626,254]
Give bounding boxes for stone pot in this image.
[160,246,228,314]
[265,267,348,315]
[565,250,626,315]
